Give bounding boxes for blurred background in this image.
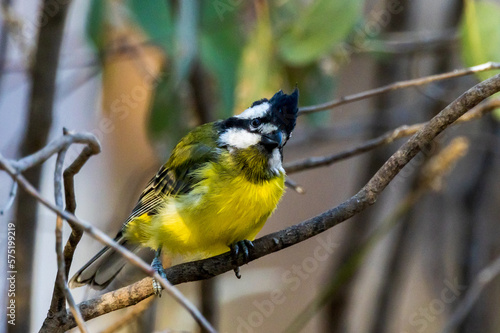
[1,0,500,332]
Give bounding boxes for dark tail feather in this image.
[69,233,139,290]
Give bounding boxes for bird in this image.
[69,88,299,293]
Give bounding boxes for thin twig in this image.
[49,151,66,312]
[11,131,100,172]
[440,254,500,333]
[360,30,457,55]
[53,149,89,332]
[285,177,305,194]
[59,128,102,277]
[0,178,17,215]
[0,153,215,333]
[286,98,500,174]
[62,143,101,277]
[299,62,500,114]
[43,73,500,331]
[285,123,422,173]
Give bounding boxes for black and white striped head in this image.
[218,88,299,153]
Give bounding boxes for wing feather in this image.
[124,125,219,226]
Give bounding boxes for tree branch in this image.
[440,253,500,333]
[299,62,500,114]
[16,73,500,331]
[285,98,500,174]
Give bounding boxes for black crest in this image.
[268,88,299,138]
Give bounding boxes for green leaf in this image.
[493,108,500,120]
[235,6,284,112]
[148,74,187,149]
[199,1,243,118]
[460,0,500,81]
[85,0,107,52]
[278,0,363,65]
[85,0,173,54]
[127,0,173,51]
[297,65,336,127]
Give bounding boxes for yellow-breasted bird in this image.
[69,88,299,292]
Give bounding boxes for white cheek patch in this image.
[269,148,284,174]
[236,102,270,119]
[219,128,260,149]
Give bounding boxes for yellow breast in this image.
[130,161,285,260]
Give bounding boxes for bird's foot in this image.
[230,240,254,279]
[151,255,166,297]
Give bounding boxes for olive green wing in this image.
[125,123,219,223]
[70,124,220,289]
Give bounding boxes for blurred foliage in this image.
[460,0,500,80]
[85,0,500,142]
[277,0,364,65]
[460,0,500,119]
[84,0,366,147]
[234,2,283,112]
[199,1,244,119]
[128,0,174,51]
[86,0,107,53]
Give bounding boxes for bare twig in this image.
[62,141,101,277]
[50,150,67,312]
[39,73,500,331]
[286,98,500,174]
[440,254,500,333]
[52,149,89,332]
[0,178,17,215]
[285,123,422,173]
[285,177,306,194]
[299,62,500,114]
[11,132,100,172]
[360,30,457,55]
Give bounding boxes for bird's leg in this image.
[230,239,254,279]
[151,247,166,296]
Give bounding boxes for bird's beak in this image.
[261,131,283,151]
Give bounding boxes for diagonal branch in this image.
[299,62,500,115]
[16,73,500,331]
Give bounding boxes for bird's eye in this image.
[250,118,261,129]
